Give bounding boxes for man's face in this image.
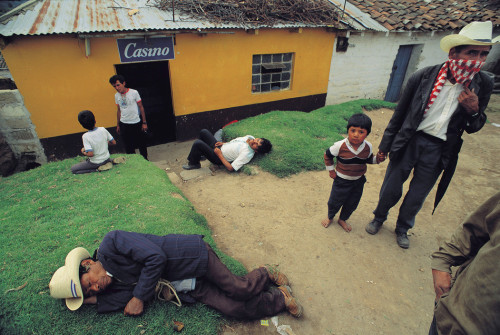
[449,45,490,62]
[347,126,368,146]
[249,138,263,151]
[80,260,112,297]
[111,80,127,94]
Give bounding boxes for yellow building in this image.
[0,0,340,159]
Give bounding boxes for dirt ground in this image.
[148,95,500,335]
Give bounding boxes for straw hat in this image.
[441,21,500,53]
[49,247,90,311]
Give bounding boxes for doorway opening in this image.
[385,45,414,102]
[115,61,175,146]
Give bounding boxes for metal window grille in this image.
[251,53,293,93]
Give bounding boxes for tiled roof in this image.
[345,0,500,31]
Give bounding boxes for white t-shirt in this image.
[82,127,114,164]
[115,88,142,124]
[221,135,255,171]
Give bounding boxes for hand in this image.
[376,151,386,163]
[214,147,222,157]
[124,297,144,316]
[81,148,86,155]
[83,296,97,305]
[458,87,479,114]
[432,269,451,302]
[329,170,337,179]
[215,142,224,147]
[116,125,121,135]
[142,123,148,132]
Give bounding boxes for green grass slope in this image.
[0,155,245,335]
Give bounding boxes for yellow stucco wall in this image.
[2,35,122,138]
[170,28,335,116]
[2,28,334,138]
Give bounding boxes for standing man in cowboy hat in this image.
[365,21,499,248]
[49,230,302,319]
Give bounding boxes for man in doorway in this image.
[183,129,272,172]
[109,75,148,160]
[48,230,302,319]
[365,21,499,248]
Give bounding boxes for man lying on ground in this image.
[49,230,301,319]
[183,129,272,172]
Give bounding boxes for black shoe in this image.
[182,163,201,170]
[365,220,383,235]
[396,232,410,249]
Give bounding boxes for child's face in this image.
[111,80,127,94]
[347,126,368,146]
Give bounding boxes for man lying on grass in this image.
[49,230,302,319]
[183,129,272,172]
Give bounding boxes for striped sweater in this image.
[324,138,377,180]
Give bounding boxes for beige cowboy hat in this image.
[49,247,90,311]
[441,21,500,52]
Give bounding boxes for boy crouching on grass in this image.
[321,113,385,232]
[71,110,125,174]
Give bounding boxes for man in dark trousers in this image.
[365,21,499,248]
[110,75,148,160]
[49,230,302,319]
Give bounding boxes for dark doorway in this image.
[385,45,413,102]
[115,61,175,146]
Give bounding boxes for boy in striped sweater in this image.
[321,114,385,232]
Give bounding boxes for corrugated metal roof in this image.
[0,0,355,37]
[328,0,387,31]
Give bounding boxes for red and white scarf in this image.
[425,59,484,113]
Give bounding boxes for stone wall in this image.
[0,79,46,174]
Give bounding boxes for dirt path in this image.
[149,96,500,335]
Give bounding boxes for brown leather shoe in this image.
[278,285,303,318]
[263,264,290,286]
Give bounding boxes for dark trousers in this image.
[71,158,111,174]
[429,314,438,335]
[327,175,366,221]
[187,129,222,165]
[373,132,444,233]
[189,244,285,319]
[119,121,148,160]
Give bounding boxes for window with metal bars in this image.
[251,52,293,93]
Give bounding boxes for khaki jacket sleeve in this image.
[430,192,500,273]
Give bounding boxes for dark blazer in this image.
[95,230,208,313]
[379,64,492,168]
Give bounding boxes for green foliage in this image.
[223,99,395,177]
[0,155,245,335]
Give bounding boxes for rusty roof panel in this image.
[0,0,354,37]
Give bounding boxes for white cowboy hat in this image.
[49,247,90,311]
[441,21,500,52]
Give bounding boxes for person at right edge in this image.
[428,192,500,335]
[365,21,499,248]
